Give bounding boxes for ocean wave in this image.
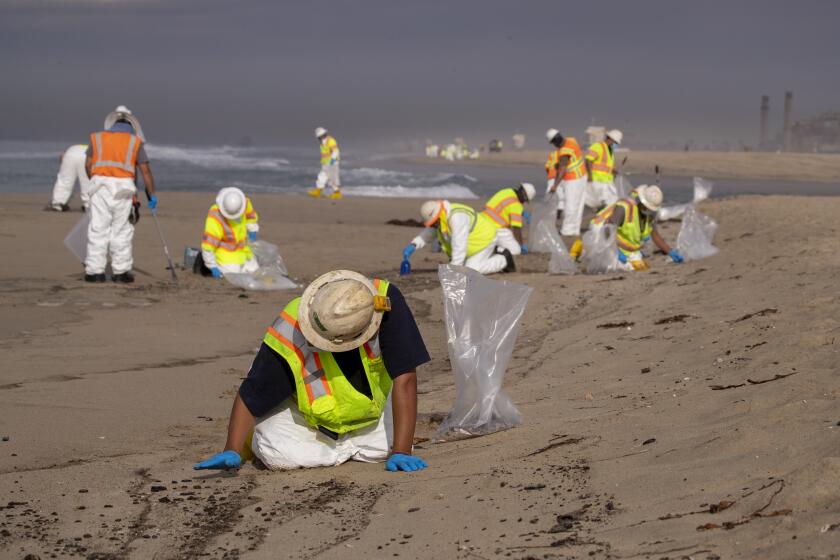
[341,184,478,199]
[342,167,476,185]
[146,144,290,170]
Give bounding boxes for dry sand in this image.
[1,191,839,559]
[410,150,840,183]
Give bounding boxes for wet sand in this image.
[1,191,839,559]
[409,150,840,184]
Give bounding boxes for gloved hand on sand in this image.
[385,453,427,472]
[194,450,241,470]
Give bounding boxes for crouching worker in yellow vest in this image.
[195,270,430,472]
[201,187,260,279]
[590,185,684,271]
[401,200,515,275]
[482,182,536,255]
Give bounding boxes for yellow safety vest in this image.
[437,203,499,258]
[200,198,258,265]
[262,279,393,435]
[483,188,524,229]
[320,135,340,165]
[592,197,653,255]
[585,141,615,184]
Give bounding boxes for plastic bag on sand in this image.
[582,224,622,274]
[677,206,719,261]
[536,221,577,274]
[658,177,713,221]
[434,265,532,441]
[224,240,298,290]
[528,192,559,253]
[63,212,90,263]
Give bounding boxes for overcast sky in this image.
[2,0,838,150]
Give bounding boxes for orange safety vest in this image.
[89,131,142,179]
[545,150,560,180]
[559,137,586,181]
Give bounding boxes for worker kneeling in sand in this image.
[49,144,93,212]
[201,187,260,278]
[482,182,536,255]
[590,185,684,271]
[402,200,515,275]
[195,270,430,472]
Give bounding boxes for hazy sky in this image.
[2,0,839,149]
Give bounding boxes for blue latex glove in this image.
[385,453,427,472]
[669,249,684,264]
[248,231,257,242]
[399,259,411,276]
[402,243,417,260]
[521,243,529,255]
[522,211,531,225]
[617,250,628,264]
[193,450,241,470]
[148,195,158,210]
[210,267,222,279]
[329,158,337,165]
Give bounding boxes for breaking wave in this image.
[341,184,478,199]
[146,144,290,170]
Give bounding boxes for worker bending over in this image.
[402,200,514,274]
[84,105,157,284]
[482,182,536,255]
[546,129,587,258]
[195,270,429,472]
[591,185,684,271]
[49,144,92,212]
[309,127,342,199]
[585,129,622,210]
[201,187,260,278]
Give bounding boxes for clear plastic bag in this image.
[677,206,719,261]
[528,192,559,253]
[658,177,713,221]
[614,174,633,200]
[63,212,90,263]
[536,221,577,274]
[434,265,532,441]
[223,240,298,290]
[582,223,623,274]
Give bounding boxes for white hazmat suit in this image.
[51,144,93,210]
[85,177,137,275]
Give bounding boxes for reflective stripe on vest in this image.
[560,138,586,181]
[592,197,652,253]
[202,209,248,252]
[545,150,559,179]
[90,132,140,178]
[262,279,392,435]
[482,188,522,228]
[320,136,339,165]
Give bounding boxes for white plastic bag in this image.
[224,240,298,290]
[528,192,559,253]
[582,224,623,274]
[434,265,532,441]
[63,212,90,263]
[658,177,713,221]
[677,206,719,261]
[535,221,577,274]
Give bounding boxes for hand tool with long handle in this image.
[150,207,178,283]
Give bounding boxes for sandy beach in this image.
[409,150,840,184]
[1,191,839,559]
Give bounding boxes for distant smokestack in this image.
[783,91,793,152]
[760,95,769,150]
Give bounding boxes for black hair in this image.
[551,133,565,147]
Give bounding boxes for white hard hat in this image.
[420,200,444,226]
[315,127,328,138]
[103,105,146,142]
[216,187,246,220]
[546,128,560,142]
[297,270,388,352]
[520,182,536,201]
[606,129,623,144]
[636,185,663,212]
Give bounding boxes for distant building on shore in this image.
[790,112,840,153]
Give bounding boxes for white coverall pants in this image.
[585,181,618,210]
[84,177,136,275]
[411,205,508,275]
[559,176,588,237]
[316,162,341,192]
[494,228,522,255]
[217,257,259,276]
[252,396,393,470]
[51,145,93,209]
[546,179,565,210]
